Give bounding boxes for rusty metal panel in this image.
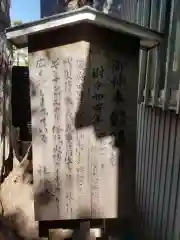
[137,106,180,239]
[29,28,139,221]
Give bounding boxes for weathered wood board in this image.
[29,40,138,221]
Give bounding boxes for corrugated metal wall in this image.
[136,105,180,239]
[134,1,180,239]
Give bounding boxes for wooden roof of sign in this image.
[6,6,163,49]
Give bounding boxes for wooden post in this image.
[79,221,91,240]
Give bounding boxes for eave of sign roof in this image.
[6,6,163,49]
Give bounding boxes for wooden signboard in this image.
[29,37,138,221]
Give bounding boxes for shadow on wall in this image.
[74,34,137,238]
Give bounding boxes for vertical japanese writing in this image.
[110,60,127,131]
[52,58,61,122]
[54,168,61,213]
[91,147,100,215]
[39,87,48,143]
[110,59,127,166]
[111,60,126,88]
[76,59,85,102]
[36,57,48,143]
[91,63,105,215]
[37,165,51,198]
[92,65,105,129]
[36,57,46,69]
[51,58,62,212]
[76,130,86,203]
[36,57,46,86]
[30,42,133,221]
[52,125,63,166]
[37,165,50,188]
[64,57,74,217]
[75,59,86,199]
[51,58,60,121]
[76,166,85,192]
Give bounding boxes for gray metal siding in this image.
[100,0,137,22]
[40,0,137,22]
[136,105,180,239]
[40,0,65,18]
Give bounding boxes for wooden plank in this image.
[48,228,101,240]
[29,40,138,221]
[49,229,73,240]
[78,221,90,240]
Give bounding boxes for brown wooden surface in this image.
[29,37,138,221]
